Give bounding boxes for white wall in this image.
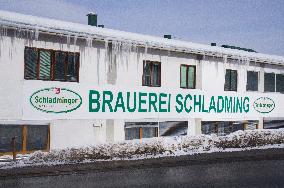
[1,30,284,148]
[50,119,107,149]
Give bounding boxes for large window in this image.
[24,47,79,82]
[246,71,259,91]
[142,61,161,87]
[224,69,238,91]
[0,125,50,154]
[180,65,196,89]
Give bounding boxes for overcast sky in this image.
[0,0,283,56]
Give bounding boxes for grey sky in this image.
[0,0,283,56]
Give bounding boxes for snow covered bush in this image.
[215,129,284,149]
[1,129,283,168]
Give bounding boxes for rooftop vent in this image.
[221,45,257,53]
[164,35,171,39]
[87,12,97,26]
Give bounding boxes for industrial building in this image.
[0,10,283,155]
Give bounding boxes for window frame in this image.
[24,47,80,82]
[180,64,196,89]
[142,60,161,87]
[224,69,238,91]
[0,124,50,156]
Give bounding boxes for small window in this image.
[24,48,38,79]
[224,69,238,91]
[142,61,161,87]
[24,47,79,82]
[246,71,258,91]
[264,73,275,92]
[180,65,196,89]
[276,74,284,93]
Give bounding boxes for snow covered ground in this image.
[0,129,283,169]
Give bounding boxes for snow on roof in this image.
[0,10,284,65]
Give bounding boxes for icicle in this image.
[34,28,39,41]
[223,55,228,74]
[86,36,92,47]
[104,39,109,75]
[144,43,148,58]
[97,47,101,85]
[66,34,71,48]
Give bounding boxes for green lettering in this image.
[102,91,113,112]
[184,94,192,113]
[148,93,158,112]
[217,96,224,113]
[209,96,216,113]
[159,93,168,112]
[127,92,136,112]
[89,90,100,112]
[243,97,249,113]
[138,92,147,112]
[175,94,183,113]
[114,92,125,112]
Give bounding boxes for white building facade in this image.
[0,11,283,154]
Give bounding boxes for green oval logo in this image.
[253,97,275,114]
[30,87,82,113]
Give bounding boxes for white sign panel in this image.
[23,82,284,120]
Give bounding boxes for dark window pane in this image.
[230,70,237,91]
[264,73,275,92]
[142,127,156,138]
[188,66,195,89]
[247,71,258,91]
[125,128,140,140]
[224,69,237,91]
[24,48,38,79]
[0,125,23,152]
[152,63,160,86]
[143,62,151,86]
[276,74,284,93]
[54,51,66,81]
[26,125,48,151]
[67,53,79,82]
[180,65,187,88]
[39,50,51,80]
[224,69,231,91]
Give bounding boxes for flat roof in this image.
[0,10,284,66]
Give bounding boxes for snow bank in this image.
[0,129,283,169]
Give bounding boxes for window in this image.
[24,47,79,82]
[142,61,161,87]
[276,74,284,93]
[264,73,284,93]
[224,69,237,91]
[180,65,196,89]
[125,122,158,140]
[246,71,258,91]
[0,125,50,154]
[264,73,275,92]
